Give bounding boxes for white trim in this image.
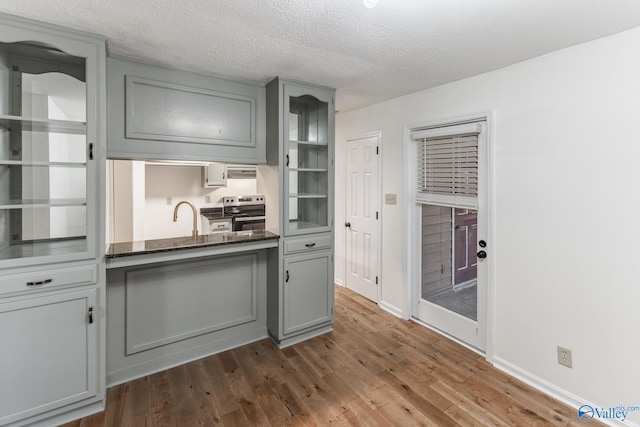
[404,111,495,363]
[343,130,383,304]
[411,122,482,140]
[493,357,635,427]
[485,109,496,363]
[334,279,345,287]
[412,316,485,357]
[378,300,405,319]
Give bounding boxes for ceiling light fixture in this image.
[363,0,379,9]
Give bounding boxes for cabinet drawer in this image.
[0,264,98,296]
[284,235,332,254]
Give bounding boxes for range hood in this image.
[225,164,257,178]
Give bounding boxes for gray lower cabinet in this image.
[107,57,266,163]
[0,288,98,426]
[267,234,334,347]
[283,250,333,335]
[107,251,268,385]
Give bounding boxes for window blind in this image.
[412,123,481,209]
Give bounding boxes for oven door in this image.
[233,216,266,231]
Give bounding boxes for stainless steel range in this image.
[223,195,266,231]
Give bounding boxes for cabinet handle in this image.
[88,143,94,160]
[286,154,290,167]
[305,243,316,248]
[285,270,290,283]
[26,278,53,287]
[88,306,94,324]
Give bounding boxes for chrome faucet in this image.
[173,200,198,238]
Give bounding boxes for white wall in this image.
[109,163,258,242]
[336,26,640,424]
[143,165,256,240]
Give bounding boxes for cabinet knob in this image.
[344,222,351,228]
[285,270,290,283]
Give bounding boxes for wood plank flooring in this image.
[64,286,596,426]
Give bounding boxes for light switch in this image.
[166,197,172,205]
[385,193,397,205]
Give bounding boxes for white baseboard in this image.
[378,300,404,318]
[493,357,638,427]
[334,279,344,287]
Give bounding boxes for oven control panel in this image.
[224,195,265,206]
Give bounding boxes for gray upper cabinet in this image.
[0,13,105,268]
[265,78,335,236]
[107,58,266,163]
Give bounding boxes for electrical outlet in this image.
[166,197,172,205]
[557,346,573,368]
[205,195,211,203]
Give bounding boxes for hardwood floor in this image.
[64,286,596,426]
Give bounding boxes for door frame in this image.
[404,112,495,362]
[343,131,383,303]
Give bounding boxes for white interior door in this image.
[411,121,488,352]
[345,134,380,301]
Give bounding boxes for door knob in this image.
[477,250,487,259]
[345,222,351,228]
[478,240,487,248]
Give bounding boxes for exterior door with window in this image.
[412,121,488,351]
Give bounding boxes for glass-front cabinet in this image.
[0,39,96,266]
[263,77,335,347]
[0,13,105,427]
[283,84,334,236]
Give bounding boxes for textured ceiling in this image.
[2,0,640,112]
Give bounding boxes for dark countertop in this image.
[106,230,279,258]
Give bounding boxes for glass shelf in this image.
[288,220,327,232]
[0,161,86,167]
[0,238,87,261]
[288,139,327,146]
[0,199,87,208]
[289,168,327,173]
[289,194,328,199]
[0,115,86,135]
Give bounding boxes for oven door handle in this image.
[234,216,266,222]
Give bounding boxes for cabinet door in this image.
[107,58,266,163]
[202,162,226,187]
[283,83,334,236]
[0,21,104,268]
[0,288,98,425]
[283,251,333,335]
